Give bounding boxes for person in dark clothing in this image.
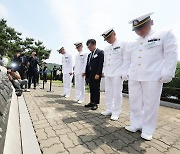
[0,55,3,66]
[43,64,48,83]
[39,65,43,80]
[13,50,27,79]
[83,39,104,110]
[53,65,57,80]
[12,50,22,72]
[27,51,39,89]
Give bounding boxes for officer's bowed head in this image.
[129,12,153,31]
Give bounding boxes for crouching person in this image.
[7,66,30,93]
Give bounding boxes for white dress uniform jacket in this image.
[127,29,178,81]
[62,53,73,74]
[74,51,88,101]
[103,40,127,117]
[103,40,127,77]
[74,51,88,75]
[126,29,178,136]
[62,53,73,97]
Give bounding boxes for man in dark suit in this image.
[27,51,39,89]
[83,39,104,110]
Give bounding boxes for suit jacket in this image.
[85,48,104,78]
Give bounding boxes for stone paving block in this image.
[52,124,68,130]
[153,132,164,140]
[82,123,92,129]
[79,134,99,143]
[43,143,65,154]
[123,146,142,154]
[57,151,69,154]
[151,139,171,150]
[47,119,58,126]
[35,128,47,140]
[34,122,50,130]
[99,134,118,143]
[55,128,72,135]
[113,132,133,145]
[55,119,67,125]
[67,132,83,145]
[73,122,85,130]
[171,127,180,136]
[145,140,168,153]
[89,118,101,125]
[66,123,79,131]
[118,130,138,141]
[37,114,46,120]
[67,144,92,154]
[160,135,175,145]
[44,127,57,138]
[33,119,48,125]
[161,125,174,131]
[59,134,75,149]
[87,127,102,136]
[99,144,117,154]
[93,138,104,147]
[93,126,110,136]
[129,140,150,153]
[92,147,105,154]
[105,126,120,133]
[62,117,77,124]
[39,137,61,148]
[23,84,180,154]
[30,115,39,121]
[82,118,93,123]
[107,139,127,150]
[144,146,163,154]
[74,128,91,136]
[165,148,180,154]
[84,141,98,151]
[172,141,180,150]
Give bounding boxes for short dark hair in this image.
[86,39,96,46]
[16,49,22,53]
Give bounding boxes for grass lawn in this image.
[52,80,63,85]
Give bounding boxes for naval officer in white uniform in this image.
[101,28,128,120]
[124,13,178,140]
[74,42,88,103]
[58,47,73,98]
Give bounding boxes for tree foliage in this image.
[0,19,51,62]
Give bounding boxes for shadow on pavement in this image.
[52,98,146,153]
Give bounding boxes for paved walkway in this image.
[23,83,180,154]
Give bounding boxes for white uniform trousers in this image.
[105,76,123,117]
[75,74,85,101]
[129,81,163,135]
[63,73,72,96]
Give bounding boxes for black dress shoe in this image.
[91,104,98,110]
[85,103,94,107]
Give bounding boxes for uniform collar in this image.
[63,52,67,56]
[79,50,83,55]
[112,39,118,46]
[137,29,155,40]
[145,29,155,38]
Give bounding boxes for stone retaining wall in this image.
[0,72,22,154]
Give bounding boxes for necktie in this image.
[88,52,94,64]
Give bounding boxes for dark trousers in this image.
[43,73,47,82]
[89,75,101,104]
[28,70,38,88]
[37,72,40,84]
